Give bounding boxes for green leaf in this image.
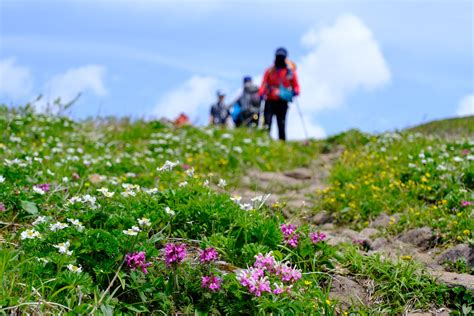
[20,200,38,215]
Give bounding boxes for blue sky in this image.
[0,0,473,139]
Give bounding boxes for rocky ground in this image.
[232,152,473,314]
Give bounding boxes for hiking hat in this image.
[243,76,252,83]
[216,89,225,97]
[275,47,288,57]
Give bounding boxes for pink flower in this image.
[72,173,80,180]
[125,251,152,274]
[280,223,300,248]
[461,200,473,207]
[310,232,327,244]
[462,149,470,155]
[254,253,276,271]
[274,262,302,283]
[164,243,187,266]
[280,223,297,237]
[37,183,50,192]
[201,275,221,291]
[0,203,5,212]
[200,247,218,263]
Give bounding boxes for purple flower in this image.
[254,253,276,271]
[125,251,152,274]
[310,232,327,244]
[200,247,219,263]
[280,223,297,237]
[201,275,221,291]
[0,202,5,212]
[274,262,302,283]
[164,243,187,266]
[37,183,50,192]
[461,200,473,207]
[280,223,300,248]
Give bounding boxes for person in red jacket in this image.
[259,47,300,141]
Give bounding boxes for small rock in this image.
[311,211,334,225]
[371,237,388,250]
[360,228,379,238]
[431,270,474,292]
[436,244,474,267]
[284,168,312,180]
[329,275,367,308]
[370,213,399,228]
[398,227,434,250]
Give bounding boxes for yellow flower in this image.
[326,299,331,306]
[304,280,312,286]
[421,177,428,183]
[401,255,412,261]
[84,182,90,187]
[463,230,470,235]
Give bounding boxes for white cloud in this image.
[0,58,33,100]
[44,65,107,103]
[456,94,474,116]
[291,14,391,137]
[153,75,221,122]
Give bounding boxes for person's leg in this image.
[263,101,274,133]
[275,101,288,141]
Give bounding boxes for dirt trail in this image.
[233,151,473,311]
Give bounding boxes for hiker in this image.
[259,47,300,141]
[231,76,261,127]
[209,90,229,126]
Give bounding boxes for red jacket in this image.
[258,61,300,101]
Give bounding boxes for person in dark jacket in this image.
[232,76,261,127]
[209,90,229,126]
[258,47,300,141]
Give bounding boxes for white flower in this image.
[32,186,46,195]
[32,216,47,226]
[144,188,158,194]
[437,164,447,171]
[467,155,474,161]
[157,160,180,172]
[408,163,417,168]
[123,226,141,236]
[97,187,114,197]
[165,207,175,216]
[62,177,69,183]
[453,156,463,162]
[218,179,227,188]
[0,175,5,183]
[185,168,195,177]
[239,203,253,211]
[233,146,243,153]
[67,218,85,232]
[203,179,210,187]
[179,181,188,187]
[230,195,242,203]
[20,229,42,240]
[53,241,73,256]
[138,217,151,227]
[67,264,82,273]
[50,222,69,231]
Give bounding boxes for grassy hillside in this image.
[407,116,474,138]
[0,105,472,314]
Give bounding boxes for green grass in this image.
[407,115,474,138]
[0,105,472,314]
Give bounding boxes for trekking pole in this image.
[294,97,309,140]
[258,99,265,128]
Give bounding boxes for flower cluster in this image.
[280,223,299,248]
[309,231,327,244]
[125,251,152,274]
[164,243,187,266]
[199,247,219,263]
[201,275,221,291]
[237,252,301,297]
